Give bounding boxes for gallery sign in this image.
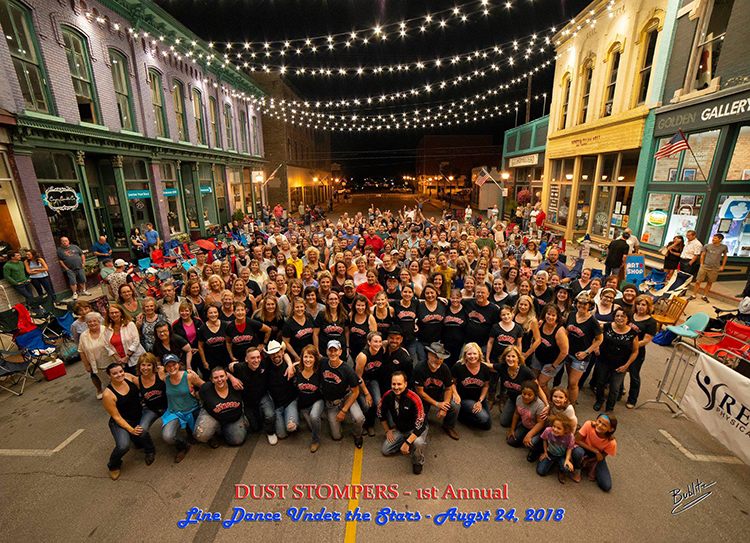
[508,154,539,167]
[654,91,750,136]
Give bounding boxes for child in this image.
[537,414,576,484]
[71,300,93,344]
[507,381,545,458]
[572,414,618,491]
[549,386,578,430]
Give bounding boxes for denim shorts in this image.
[528,353,542,370]
[65,268,86,286]
[540,361,564,378]
[568,354,590,372]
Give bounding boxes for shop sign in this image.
[625,255,645,286]
[718,196,750,221]
[654,91,750,136]
[127,190,151,200]
[200,186,213,194]
[163,188,179,197]
[43,186,80,211]
[646,210,669,227]
[508,154,539,167]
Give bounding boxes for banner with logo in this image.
[681,354,750,466]
[625,255,645,286]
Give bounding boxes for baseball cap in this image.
[163,353,180,365]
[391,249,400,255]
[388,325,403,337]
[425,342,450,359]
[266,340,283,354]
[326,339,342,351]
[502,259,511,267]
[114,258,128,268]
[385,272,399,281]
[344,279,355,288]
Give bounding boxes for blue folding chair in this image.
[667,312,710,347]
[138,257,152,271]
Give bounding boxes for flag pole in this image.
[679,129,710,186]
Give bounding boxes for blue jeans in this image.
[403,338,418,362]
[193,408,248,446]
[139,409,163,432]
[357,379,382,429]
[274,399,300,438]
[537,453,574,476]
[424,400,459,429]
[300,399,325,444]
[507,424,538,447]
[108,418,155,471]
[571,446,612,491]
[626,354,645,405]
[31,276,55,299]
[162,419,190,451]
[381,427,428,466]
[325,395,365,440]
[13,282,34,300]
[415,341,428,366]
[500,398,515,427]
[596,363,627,412]
[458,399,492,430]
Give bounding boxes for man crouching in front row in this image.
[378,371,427,475]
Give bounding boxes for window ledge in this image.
[670,78,721,104]
[120,129,143,137]
[156,136,174,143]
[179,140,192,146]
[79,122,109,131]
[227,149,239,154]
[212,147,224,152]
[195,144,209,149]
[22,111,65,123]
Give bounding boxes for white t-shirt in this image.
[680,238,703,260]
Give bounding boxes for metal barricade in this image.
[637,342,703,417]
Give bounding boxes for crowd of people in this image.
[70,200,648,489]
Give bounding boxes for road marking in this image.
[344,446,364,543]
[659,430,742,464]
[0,429,84,457]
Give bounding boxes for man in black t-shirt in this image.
[194,367,247,447]
[380,326,414,392]
[229,348,278,445]
[605,233,631,278]
[321,340,365,447]
[264,341,298,439]
[462,284,500,350]
[413,343,459,440]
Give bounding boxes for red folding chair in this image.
[698,320,750,362]
[150,249,177,268]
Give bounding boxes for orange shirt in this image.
[578,420,617,456]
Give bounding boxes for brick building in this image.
[629,0,749,279]
[249,73,332,211]
[0,0,267,294]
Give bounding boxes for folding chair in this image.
[24,295,68,340]
[652,270,693,301]
[698,321,750,363]
[639,269,667,293]
[0,348,43,396]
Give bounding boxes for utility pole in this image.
[525,74,533,124]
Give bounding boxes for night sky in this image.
[154,0,592,178]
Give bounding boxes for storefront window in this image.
[33,151,92,250]
[652,137,680,181]
[640,193,673,247]
[199,164,218,226]
[123,158,155,233]
[726,126,750,181]
[681,129,720,181]
[213,164,227,225]
[665,194,705,242]
[548,184,572,227]
[159,162,183,234]
[709,194,750,257]
[575,157,597,230]
[592,185,612,237]
[228,167,243,213]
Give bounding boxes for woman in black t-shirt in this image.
[564,292,603,406]
[416,283,447,364]
[134,353,167,438]
[534,305,569,393]
[487,305,523,365]
[595,308,639,413]
[372,290,394,336]
[349,295,376,359]
[197,306,230,374]
[625,295,658,408]
[442,289,468,368]
[152,323,193,370]
[451,342,492,430]
[253,296,285,343]
[485,346,540,428]
[295,345,325,452]
[314,291,349,357]
[282,297,316,363]
[391,284,419,361]
[194,367,247,447]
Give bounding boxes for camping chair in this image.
[651,270,693,301]
[151,249,178,268]
[652,296,688,329]
[25,295,69,340]
[639,269,668,294]
[0,348,43,396]
[666,312,710,347]
[698,321,750,366]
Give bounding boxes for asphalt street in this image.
[0,193,747,543]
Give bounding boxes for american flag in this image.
[475,168,493,187]
[654,130,690,160]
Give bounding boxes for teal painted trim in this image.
[79,122,109,131]
[22,111,65,123]
[501,115,549,164]
[156,136,175,143]
[120,129,143,137]
[629,111,657,237]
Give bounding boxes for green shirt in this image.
[3,260,27,286]
[475,236,497,252]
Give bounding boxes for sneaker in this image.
[310,443,320,453]
[687,295,696,301]
[443,427,460,441]
[72,293,79,301]
[412,463,423,475]
[174,445,190,463]
[96,393,103,400]
[593,402,603,411]
[208,436,220,449]
[527,450,540,463]
[144,453,155,466]
[570,470,581,483]
[701,296,709,303]
[626,403,635,409]
[82,290,91,296]
[354,436,364,449]
[267,434,278,446]
[366,427,376,437]
[108,469,120,480]
[558,471,567,484]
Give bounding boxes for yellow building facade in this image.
[543,0,669,242]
